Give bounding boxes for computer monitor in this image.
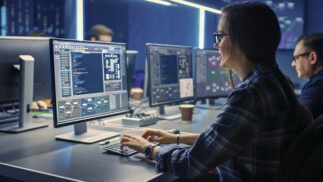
[194,48,240,99]
[126,50,138,94]
[0,36,52,104]
[0,36,51,132]
[146,43,194,113]
[50,39,129,143]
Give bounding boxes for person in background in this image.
[120,2,312,182]
[292,33,323,119]
[89,24,113,42]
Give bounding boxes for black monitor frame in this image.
[125,50,138,96]
[146,43,194,107]
[194,48,234,100]
[50,38,130,129]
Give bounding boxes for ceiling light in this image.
[145,0,173,6]
[169,0,221,14]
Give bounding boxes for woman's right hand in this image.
[142,129,176,144]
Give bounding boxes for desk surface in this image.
[0,106,221,182]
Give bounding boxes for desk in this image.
[0,108,221,182]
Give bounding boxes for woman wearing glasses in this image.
[121,2,311,182]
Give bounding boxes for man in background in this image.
[89,24,113,42]
[292,33,323,119]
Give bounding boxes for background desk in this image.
[0,108,221,182]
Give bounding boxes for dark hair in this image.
[296,33,323,63]
[222,2,281,64]
[90,24,113,40]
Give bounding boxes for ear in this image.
[309,51,318,65]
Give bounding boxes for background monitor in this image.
[126,50,138,94]
[0,36,52,104]
[146,43,194,107]
[194,48,240,99]
[50,39,129,143]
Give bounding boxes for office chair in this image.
[276,114,323,182]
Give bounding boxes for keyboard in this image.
[0,113,19,125]
[102,137,138,156]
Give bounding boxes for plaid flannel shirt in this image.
[156,64,299,182]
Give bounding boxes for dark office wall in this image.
[64,0,76,39]
[83,0,128,43]
[204,11,220,49]
[127,1,200,71]
[305,0,323,34]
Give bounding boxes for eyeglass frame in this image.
[292,51,311,62]
[213,32,230,46]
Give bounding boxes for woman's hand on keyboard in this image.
[142,129,176,144]
[120,134,153,153]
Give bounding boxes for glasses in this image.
[292,52,310,61]
[213,32,229,46]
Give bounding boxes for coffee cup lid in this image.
[131,88,143,93]
[180,104,194,109]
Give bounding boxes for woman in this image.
[121,2,311,182]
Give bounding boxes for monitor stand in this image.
[195,99,222,110]
[157,105,181,120]
[55,122,120,144]
[0,55,48,133]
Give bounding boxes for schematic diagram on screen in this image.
[104,53,121,80]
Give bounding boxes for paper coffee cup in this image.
[180,104,194,121]
[131,88,143,101]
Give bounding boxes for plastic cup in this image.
[179,104,194,122]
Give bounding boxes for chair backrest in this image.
[276,114,323,182]
[296,139,323,182]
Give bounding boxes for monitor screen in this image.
[194,48,240,99]
[146,43,193,107]
[51,39,129,127]
[0,36,51,104]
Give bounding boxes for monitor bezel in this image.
[125,50,138,96]
[146,43,194,107]
[193,48,231,100]
[50,38,130,128]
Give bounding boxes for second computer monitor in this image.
[0,36,51,104]
[146,43,194,107]
[194,48,240,99]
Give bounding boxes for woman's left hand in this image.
[120,134,153,153]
